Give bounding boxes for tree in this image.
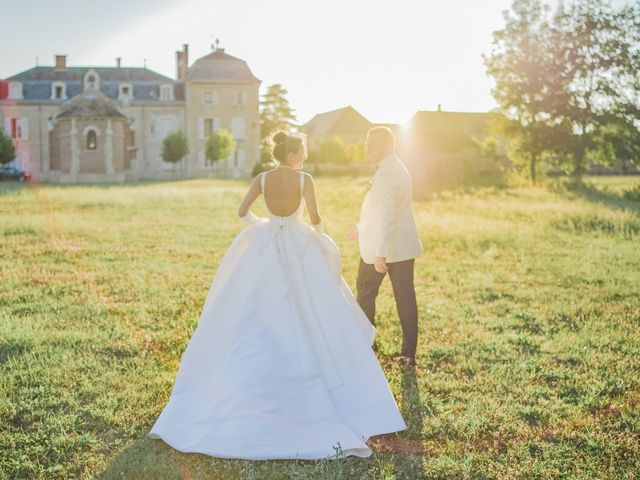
[252,149,276,176]
[483,0,562,183]
[259,84,298,145]
[484,0,640,181]
[547,0,640,178]
[346,141,366,163]
[0,129,16,166]
[161,131,189,178]
[307,137,348,164]
[590,119,640,173]
[206,128,236,177]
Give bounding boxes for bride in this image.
[148,131,407,460]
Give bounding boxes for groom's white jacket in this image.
[357,154,423,264]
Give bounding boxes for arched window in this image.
[86,130,97,150]
[84,69,100,91]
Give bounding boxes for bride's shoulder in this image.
[301,171,315,186]
[254,168,276,180]
[250,170,268,189]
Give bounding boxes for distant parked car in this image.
[0,166,31,182]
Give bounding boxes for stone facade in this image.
[0,46,261,183]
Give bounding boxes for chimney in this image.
[116,57,122,68]
[175,44,189,81]
[55,54,67,70]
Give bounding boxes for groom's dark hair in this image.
[366,126,395,149]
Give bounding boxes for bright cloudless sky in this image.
[0,0,629,125]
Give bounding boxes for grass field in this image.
[1,175,639,479]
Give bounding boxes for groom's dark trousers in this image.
[356,257,418,361]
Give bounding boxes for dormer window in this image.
[119,83,133,101]
[84,70,100,91]
[159,84,174,101]
[51,82,66,100]
[8,82,23,100]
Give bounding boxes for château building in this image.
[0,44,261,183]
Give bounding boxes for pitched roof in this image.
[2,65,184,103]
[411,111,500,135]
[301,106,373,137]
[55,89,126,119]
[8,66,174,83]
[409,110,504,152]
[186,49,260,84]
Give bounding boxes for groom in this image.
[348,126,423,368]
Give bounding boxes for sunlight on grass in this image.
[1,176,639,479]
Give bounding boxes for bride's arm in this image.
[303,173,323,231]
[237,174,262,222]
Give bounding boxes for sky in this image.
[0,0,585,125]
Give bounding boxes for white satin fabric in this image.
[148,171,407,460]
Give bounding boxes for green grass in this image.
[1,175,639,479]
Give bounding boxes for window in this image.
[154,116,178,140]
[4,118,28,139]
[119,83,133,100]
[234,91,247,106]
[231,117,246,139]
[198,117,221,139]
[160,84,174,101]
[8,82,23,100]
[204,91,218,105]
[86,130,97,150]
[51,82,66,100]
[84,70,100,91]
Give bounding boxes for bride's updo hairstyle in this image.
[271,131,304,165]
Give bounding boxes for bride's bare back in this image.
[263,167,304,216]
[238,167,321,225]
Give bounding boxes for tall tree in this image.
[548,0,640,177]
[483,0,563,183]
[259,84,298,145]
[485,0,640,181]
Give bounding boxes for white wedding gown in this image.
[148,170,407,460]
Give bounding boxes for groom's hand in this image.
[374,256,388,273]
[348,225,359,241]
